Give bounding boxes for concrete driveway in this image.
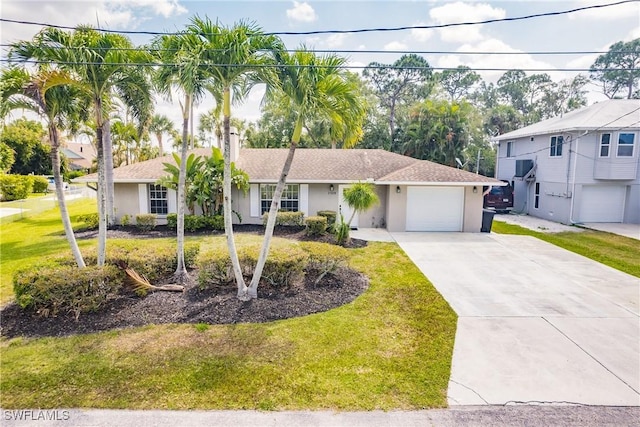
[392,232,640,406]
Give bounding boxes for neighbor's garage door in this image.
[579,185,625,223]
[406,186,464,231]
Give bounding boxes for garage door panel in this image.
[579,185,625,223]
[406,187,464,231]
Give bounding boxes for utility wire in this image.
[0,0,637,36]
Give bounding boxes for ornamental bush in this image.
[317,210,337,228]
[77,213,99,230]
[305,216,327,236]
[167,214,224,231]
[0,174,32,201]
[135,214,157,231]
[300,241,349,285]
[262,211,305,226]
[32,176,49,193]
[13,264,123,320]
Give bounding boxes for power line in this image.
[0,58,619,73]
[0,0,637,37]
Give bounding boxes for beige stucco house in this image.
[76,138,502,232]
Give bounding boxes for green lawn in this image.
[492,221,640,278]
[0,206,457,410]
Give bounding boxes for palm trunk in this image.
[221,88,247,299]
[248,117,303,298]
[49,123,86,268]
[158,134,164,157]
[103,115,116,228]
[173,94,191,282]
[95,98,107,266]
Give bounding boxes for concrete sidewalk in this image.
[393,232,640,407]
[3,406,639,427]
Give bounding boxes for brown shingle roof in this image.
[75,148,501,184]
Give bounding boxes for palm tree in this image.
[11,26,153,265]
[186,17,284,299]
[249,48,366,298]
[0,66,88,267]
[153,30,210,281]
[149,114,174,156]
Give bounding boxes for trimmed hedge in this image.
[0,174,33,201]
[32,176,49,193]
[317,210,337,228]
[300,241,349,285]
[135,214,157,231]
[167,214,224,232]
[262,211,305,227]
[77,213,99,230]
[14,265,123,320]
[305,216,327,236]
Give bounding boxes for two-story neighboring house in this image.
[495,99,640,225]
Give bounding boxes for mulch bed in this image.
[0,226,369,339]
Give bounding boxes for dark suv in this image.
[483,182,513,212]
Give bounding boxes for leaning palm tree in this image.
[11,26,153,265]
[0,66,89,267]
[186,17,285,299]
[152,30,210,281]
[149,114,174,157]
[248,48,366,298]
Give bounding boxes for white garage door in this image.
[579,185,625,223]
[406,186,464,231]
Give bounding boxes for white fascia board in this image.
[378,181,506,186]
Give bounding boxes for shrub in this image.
[64,170,85,181]
[207,215,224,230]
[197,240,308,291]
[120,214,131,227]
[32,176,49,193]
[135,214,157,231]
[13,264,123,320]
[300,242,349,285]
[305,216,327,236]
[167,213,177,229]
[0,174,32,201]
[77,213,99,230]
[335,214,350,246]
[317,210,337,229]
[262,211,305,227]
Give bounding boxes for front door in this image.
[338,185,359,229]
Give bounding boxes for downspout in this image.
[568,132,584,224]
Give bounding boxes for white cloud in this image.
[325,33,348,48]
[384,41,408,51]
[568,1,640,20]
[110,0,188,18]
[429,2,506,43]
[286,1,317,23]
[411,23,433,42]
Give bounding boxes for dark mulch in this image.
[1,226,369,339]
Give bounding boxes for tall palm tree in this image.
[149,114,174,157]
[153,30,210,281]
[11,26,153,265]
[186,17,284,299]
[0,66,88,267]
[249,48,366,298]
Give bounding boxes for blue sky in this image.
[2,0,639,128]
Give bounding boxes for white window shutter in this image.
[138,184,148,214]
[300,184,309,216]
[250,184,260,217]
[167,188,177,213]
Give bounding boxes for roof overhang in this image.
[377,181,506,186]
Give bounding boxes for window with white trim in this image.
[506,141,514,158]
[617,133,635,157]
[260,184,299,214]
[149,184,168,214]
[549,135,563,157]
[599,133,611,157]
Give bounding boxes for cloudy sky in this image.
[2,0,639,130]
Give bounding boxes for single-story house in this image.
[494,99,640,224]
[63,142,96,172]
[75,135,502,232]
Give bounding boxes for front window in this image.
[549,135,563,157]
[617,133,635,157]
[149,184,168,214]
[599,133,611,157]
[506,141,514,158]
[260,184,299,214]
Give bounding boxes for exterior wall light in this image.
[473,186,478,193]
[396,186,401,194]
[329,184,334,192]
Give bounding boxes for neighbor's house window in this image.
[599,133,611,157]
[260,184,299,214]
[617,133,635,157]
[506,141,514,158]
[149,184,168,214]
[534,183,540,209]
[549,135,563,157]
